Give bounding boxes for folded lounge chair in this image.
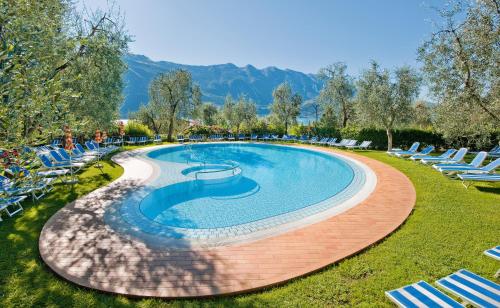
[421,148,468,165]
[436,269,499,308]
[398,145,435,158]
[387,142,420,156]
[386,280,463,308]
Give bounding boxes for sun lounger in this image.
[436,269,499,308]
[458,173,500,188]
[421,148,468,165]
[386,280,463,308]
[398,145,435,158]
[484,246,500,261]
[346,140,372,150]
[434,151,488,173]
[411,149,456,162]
[0,196,26,221]
[388,142,420,156]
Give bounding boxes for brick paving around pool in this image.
[39,144,416,298]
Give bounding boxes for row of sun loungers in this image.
[0,140,121,221]
[125,136,161,145]
[386,245,499,307]
[176,134,373,149]
[389,142,500,188]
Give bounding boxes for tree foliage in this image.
[356,62,421,150]
[270,82,302,134]
[147,69,201,141]
[318,62,356,128]
[418,0,499,146]
[0,0,129,147]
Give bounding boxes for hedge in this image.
[340,127,445,150]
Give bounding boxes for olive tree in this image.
[418,0,499,146]
[270,82,302,134]
[318,62,356,128]
[356,62,421,150]
[149,70,201,141]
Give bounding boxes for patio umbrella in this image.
[119,121,125,147]
[94,129,103,169]
[64,125,77,183]
[102,131,108,147]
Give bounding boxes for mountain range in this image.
[121,54,323,118]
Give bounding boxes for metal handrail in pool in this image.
[194,160,240,180]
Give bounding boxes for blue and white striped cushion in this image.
[436,269,500,308]
[386,280,463,307]
[485,246,500,261]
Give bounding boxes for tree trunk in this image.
[386,128,393,151]
[342,112,348,128]
[285,121,288,135]
[167,116,175,142]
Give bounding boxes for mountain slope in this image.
[122,54,323,117]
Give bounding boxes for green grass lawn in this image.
[0,146,498,307]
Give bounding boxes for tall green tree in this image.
[0,0,129,146]
[356,62,421,150]
[148,70,201,141]
[199,103,219,126]
[418,0,499,146]
[222,94,236,128]
[318,62,356,128]
[233,96,257,133]
[270,82,302,134]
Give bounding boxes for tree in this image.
[318,62,356,128]
[418,0,499,146]
[148,70,201,141]
[412,100,433,130]
[222,95,236,128]
[356,62,420,150]
[270,82,302,134]
[200,103,219,126]
[0,0,129,146]
[233,97,257,133]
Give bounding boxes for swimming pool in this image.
[106,143,375,245]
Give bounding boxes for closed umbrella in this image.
[94,129,103,169]
[119,121,125,147]
[64,125,77,183]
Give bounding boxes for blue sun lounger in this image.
[458,173,500,188]
[484,246,500,261]
[436,269,500,308]
[437,156,499,174]
[411,149,456,162]
[434,152,488,172]
[0,196,26,221]
[386,280,463,307]
[401,145,435,158]
[421,148,468,165]
[388,142,420,156]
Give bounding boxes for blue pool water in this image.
[139,143,356,229]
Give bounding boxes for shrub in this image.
[184,125,229,136]
[340,127,445,150]
[125,121,153,137]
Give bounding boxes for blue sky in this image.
[79,0,444,75]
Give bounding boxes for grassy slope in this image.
[0,148,498,307]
